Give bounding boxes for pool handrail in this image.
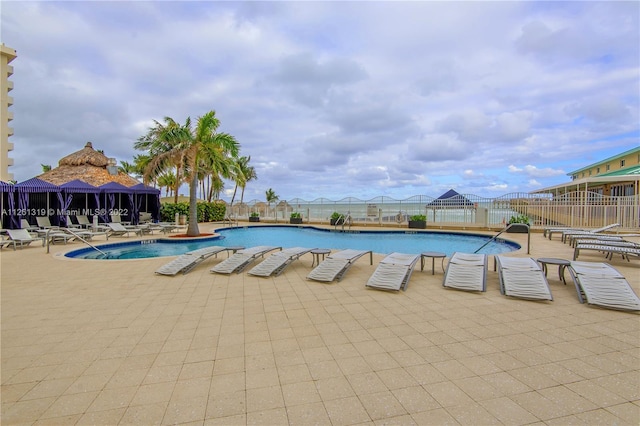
[474,223,530,255]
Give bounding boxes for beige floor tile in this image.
[574,408,628,425]
[605,402,640,425]
[87,386,137,412]
[246,385,285,412]
[316,376,356,401]
[20,377,75,401]
[131,382,175,406]
[204,413,246,425]
[205,390,246,419]
[143,365,182,385]
[341,369,384,398]
[277,363,313,385]
[37,391,97,420]
[281,381,322,406]
[482,396,540,425]
[447,402,502,425]
[427,381,474,408]
[245,367,280,389]
[246,407,288,425]
[391,385,440,413]
[566,380,627,407]
[286,401,332,425]
[75,407,126,425]
[162,395,207,425]
[179,360,214,381]
[1,397,55,424]
[308,359,344,380]
[212,356,244,375]
[108,368,149,390]
[324,396,371,425]
[120,402,166,425]
[376,367,419,390]
[359,390,407,420]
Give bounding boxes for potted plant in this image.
[506,214,530,233]
[290,212,303,224]
[249,212,260,222]
[408,214,427,229]
[330,212,343,226]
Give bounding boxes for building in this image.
[1,44,17,182]
[532,146,640,197]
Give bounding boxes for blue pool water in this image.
[64,225,519,260]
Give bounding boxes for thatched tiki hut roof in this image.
[38,142,139,187]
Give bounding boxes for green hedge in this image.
[160,201,226,222]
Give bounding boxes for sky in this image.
[2,1,639,202]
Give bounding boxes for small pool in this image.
[64,225,520,260]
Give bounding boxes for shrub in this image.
[330,212,342,220]
[160,201,226,222]
[410,214,427,222]
[508,214,530,225]
[290,212,302,219]
[250,212,260,217]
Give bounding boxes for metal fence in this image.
[227,192,640,230]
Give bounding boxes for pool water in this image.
[65,225,519,260]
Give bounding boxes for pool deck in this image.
[1,224,639,425]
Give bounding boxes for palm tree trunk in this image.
[174,166,180,204]
[187,172,200,237]
[230,184,238,205]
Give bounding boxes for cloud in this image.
[508,165,565,178]
[2,1,638,200]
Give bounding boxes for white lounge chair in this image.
[7,229,45,248]
[0,233,16,250]
[496,256,553,301]
[545,223,620,241]
[211,246,282,274]
[36,216,59,230]
[307,249,373,282]
[366,252,420,292]
[573,243,640,261]
[568,261,640,311]
[107,222,143,238]
[247,247,314,277]
[156,246,229,275]
[20,219,40,232]
[110,213,131,226]
[442,252,487,292]
[559,223,620,243]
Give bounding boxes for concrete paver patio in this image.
[1,224,639,425]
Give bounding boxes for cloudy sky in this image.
[3,1,639,202]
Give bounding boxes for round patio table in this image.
[311,249,331,267]
[421,252,446,275]
[537,257,570,284]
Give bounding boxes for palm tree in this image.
[210,175,225,200]
[230,155,257,206]
[41,164,52,172]
[184,112,238,235]
[135,117,188,204]
[157,172,176,197]
[239,158,257,205]
[118,160,137,176]
[265,188,279,220]
[136,111,239,236]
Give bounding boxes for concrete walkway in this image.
[1,225,638,425]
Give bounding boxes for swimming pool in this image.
[64,225,519,259]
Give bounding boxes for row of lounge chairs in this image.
[1,215,188,250]
[154,245,639,312]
